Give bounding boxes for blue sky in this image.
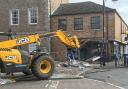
[70,0,128,24]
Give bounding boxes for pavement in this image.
[0,61,125,89]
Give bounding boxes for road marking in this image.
[45,84,49,88]
[45,80,52,88]
[49,81,59,89]
[87,78,125,89]
[107,83,125,89]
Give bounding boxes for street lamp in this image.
[102,0,118,66]
[49,0,52,31]
[102,0,105,66]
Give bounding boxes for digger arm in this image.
[0,30,80,49]
[55,30,80,48]
[39,30,80,48]
[0,34,40,48]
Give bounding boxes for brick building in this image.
[51,1,128,61]
[0,0,69,52]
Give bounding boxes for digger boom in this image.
[0,30,80,49]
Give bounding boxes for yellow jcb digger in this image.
[0,30,80,80]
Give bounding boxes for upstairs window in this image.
[10,9,19,25]
[58,19,67,31]
[121,22,127,34]
[28,7,38,24]
[74,17,83,31]
[90,16,100,30]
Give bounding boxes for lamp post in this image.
[102,0,118,66]
[49,0,52,31]
[102,0,105,66]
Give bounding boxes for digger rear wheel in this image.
[32,55,54,80]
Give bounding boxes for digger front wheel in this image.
[32,55,54,80]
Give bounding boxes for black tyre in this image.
[22,69,32,75]
[32,55,54,80]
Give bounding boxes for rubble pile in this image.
[55,61,92,76]
[0,72,16,85]
[0,78,15,85]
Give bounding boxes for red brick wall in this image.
[52,12,128,60]
[51,12,116,61]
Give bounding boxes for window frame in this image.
[121,22,127,34]
[74,17,83,31]
[10,9,19,25]
[90,16,100,30]
[58,19,67,31]
[28,7,38,25]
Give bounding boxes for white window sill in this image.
[29,23,38,25]
[10,24,19,26]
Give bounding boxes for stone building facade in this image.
[51,1,128,61]
[0,0,50,52]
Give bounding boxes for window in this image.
[74,17,83,30]
[10,9,19,25]
[29,43,37,53]
[28,7,38,24]
[90,16,100,30]
[121,22,127,34]
[58,19,67,31]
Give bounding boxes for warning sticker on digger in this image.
[16,37,30,44]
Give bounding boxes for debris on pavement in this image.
[81,62,91,67]
[91,56,101,62]
[0,59,101,85]
[85,56,101,64]
[0,78,16,85]
[54,60,93,77]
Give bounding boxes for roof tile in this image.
[52,1,116,16]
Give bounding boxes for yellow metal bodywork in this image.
[55,30,80,48]
[0,30,80,65]
[40,60,52,74]
[0,34,40,48]
[0,34,40,64]
[0,30,80,49]
[0,49,22,64]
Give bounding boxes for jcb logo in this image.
[5,56,16,60]
[16,37,30,44]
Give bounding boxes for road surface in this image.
[85,68,128,89]
[0,73,124,89]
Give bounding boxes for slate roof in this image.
[52,1,116,16]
